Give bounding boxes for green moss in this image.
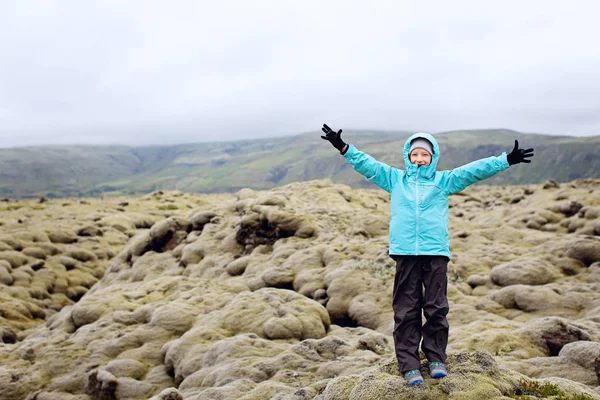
[510,377,594,400]
[495,343,513,356]
[348,260,395,280]
[157,205,179,210]
[448,266,466,283]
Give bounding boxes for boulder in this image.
[71,304,105,329]
[540,223,560,232]
[149,303,196,334]
[559,340,600,370]
[543,179,560,189]
[127,232,153,258]
[150,388,184,400]
[257,195,287,207]
[579,206,600,220]
[490,285,589,316]
[47,230,77,244]
[149,217,191,251]
[490,258,561,286]
[502,356,598,388]
[236,209,316,250]
[466,273,492,288]
[59,256,79,270]
[76,225,103,237]
[526,220,541,230]
[189,211,217,231]
[13,230,50,243]
[559,201,584,217]
[0,367,41,400]
[114,377,153,399]
[1,326,17,344]
[318,351,524,400]
[226,256,250,276]
[262,267,295,289]
[65,247,97,263]
[516,317,593,356]
[181,241,209,266]
[0,236,25,250]
[21,247,47,260]
[352,213,389,238]
[112,305,153,326]
[86,369,118,400]
[537,209,564,223]
[0,265,13,285]
[0,251,29,268]
[565,239,600,266]
[218,288,330,340]
[103,359,146,379]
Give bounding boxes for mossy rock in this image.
[317,350,599,400]
[0,251,29,268]
[566,239,600,266]
[76,225,103,237]
[189,210,217,231]
[46,230,78,244]
[21,247,47,260]
[490,258,561,286]
[65,247,97,263]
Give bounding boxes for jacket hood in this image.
[403,132,440,179]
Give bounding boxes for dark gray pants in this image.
[390,255,449,373]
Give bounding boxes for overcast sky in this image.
[1,1,599,148]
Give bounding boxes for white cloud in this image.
[0,0,599,147]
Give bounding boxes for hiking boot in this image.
[428,362,447,378]
[404,369,424,385]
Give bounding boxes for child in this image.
[321,123,534,385]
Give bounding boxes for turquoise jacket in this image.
[343,133,510,258]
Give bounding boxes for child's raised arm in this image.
[441,140,534,195]
[321,123,400,193]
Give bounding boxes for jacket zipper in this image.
[415,167,420,255]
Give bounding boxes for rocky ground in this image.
[1,178,600,400]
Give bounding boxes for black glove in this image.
[506,140,534,165]
[321,124,347,154]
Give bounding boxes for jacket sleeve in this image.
[343,144,400,193]
[440,152,510,195]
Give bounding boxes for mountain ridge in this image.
[0,129,598,199]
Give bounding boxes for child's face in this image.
[410,149,431,166]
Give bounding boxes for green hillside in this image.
[0,129,598,199]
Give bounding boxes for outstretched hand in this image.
[507,140,534,165]
[321,124,347,153]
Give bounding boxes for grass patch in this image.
[348,259,395,280]
[495,343,513,356]
[511,377,594,400]
[2,205,22,211]
[157,204,179,210]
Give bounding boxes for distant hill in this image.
[0,129,598,199]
